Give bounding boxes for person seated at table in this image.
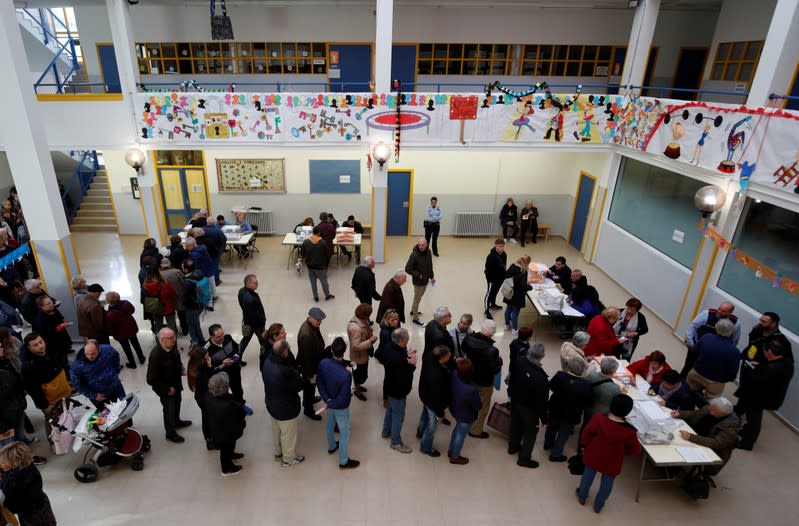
[343,215,364,263]
[189,209,210,228]
[234,212,253,234]
[568,271,603,322]
[294,217,314,233]
[612,298,649,360]
[215,215,227,229]
[546,256,572,294]
[628,350,672,386]
[652,370,694,411]
[671,397,740,476]
[583,308,626,358]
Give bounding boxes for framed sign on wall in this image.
[216,158,286,192]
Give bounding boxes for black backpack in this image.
[683,467,715,499]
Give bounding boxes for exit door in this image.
[96,43,121,93]
[158,168,208,234]
[386,170,413,236]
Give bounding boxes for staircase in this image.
[70,170,117,232]
[16,8,80,93]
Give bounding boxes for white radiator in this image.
[232,208,273,234]
[454,212,497,236]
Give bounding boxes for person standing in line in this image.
[237,274,266,365]
[519,200,539,246]
[187,346,220,451]
[262,339,305,467]
[504,256,533,336]
[181,260,208,347]
[317,337,360,469]
[682,301,741,377]
[375,328,417,453]
[376,271,407,325]
[449,313,473,359]
[347,304,377,402]
[462,320,502,439]
[31,296,72,373]
[0,442,57,526]
[448,358,481,465]
[142,267,178,335]
[159,259,186,337]
[104,291,146,368]
[351,257,382,313]
[405,238,434,326]
[508,342,548,468]
[301,226,334,302]
[424,197,442,257]
[545,355,591,462]
[204,324,250,413]
[146,328,192,443]
[77,283,110,344]
[577,394,641,514]
[499,198,519,243]
[416,345,452,457]
[206,372,246,477]
[317,212,336,265]
[297,308,327,420]
[483,239,507,320]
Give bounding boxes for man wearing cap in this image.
[297,308,327,420]
[77,283,109,344]
[462,319,502,438]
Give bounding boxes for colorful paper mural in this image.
[135,91,799,199]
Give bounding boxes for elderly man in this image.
[77,284,109,344]
[686,319,740,398]
[159,259,186,336]
[682,301,741,376]
[301,225,334,302]
[20,279,55,325]
[508,342,548,468]
[262,339,305,466]
[204,324,249,413]
[297,308,327,420]
[405,238,435,326]
[351,256,382,311]
[424,307,454,360]
[375,328,418,453]
[449,313,473,359]
[673,397,740,476]
[376,271,407,324]
[735,337,794,450]
[184,236,217,302]
[146,328,191,443]
[69,340,125,411]
[463,319,502,438]
[416,345,452,457]
[238,274,266,363]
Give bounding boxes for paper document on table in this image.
[676,447,714,463]
[638,400,668,421]
[635,378,652,395]
[543,288,563,298]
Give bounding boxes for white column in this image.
[371,0,394,262]
[0,1,80,339]
[374,0,394,92]
[746,0,799,106]
[621,0,660,92]
[107,0,165,245]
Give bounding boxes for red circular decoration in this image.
[375,113,422,126]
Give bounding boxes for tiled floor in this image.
[28,233,798,525]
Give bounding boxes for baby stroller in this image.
[50,393,151,483]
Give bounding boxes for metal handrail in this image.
[20,8,61,48]
[769,93,799,102]
[22,8,79,94]
[61,150,98,224]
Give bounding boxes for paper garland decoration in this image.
[0,242,31,271]
[704,226,798,296]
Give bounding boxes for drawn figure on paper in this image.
[690,122,712,165]
[575,108,594,142]
[664,120,685,159]
[718,115,752,173]
[773,152,799,193]
[544,102,564,142]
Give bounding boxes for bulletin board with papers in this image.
[216,158,286,192]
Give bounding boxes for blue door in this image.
[568,173,596,251]
[391,45,416,92]
[387,170,412,236]
[328,44,372,92]
[97,44,121,93]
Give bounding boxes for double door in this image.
[158,168,208,234]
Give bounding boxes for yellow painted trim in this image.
[567,170,597,250]
[29,241,48,292]
[580,181,598,255]
[387,169,414,237]
[689,243,720,322]
[200,150,211,211]
[151,185,166,245]
[673,235,706,331]
[95,42,112,94]
[138,191,150,236]
[68,234,82,276]
[36,94,124,101]
[588,187,608,263]
[152,157,168,245]
[57,239,75,296]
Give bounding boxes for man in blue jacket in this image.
[317,337,359,469]
[70,340,125,411]
[686,319,740,398]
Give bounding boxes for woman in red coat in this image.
[583,308,625,357]
[142,266,178,336]
[628,350,672,386]
[577,394,641,513]
[105,291,145,368]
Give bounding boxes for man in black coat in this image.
[483,239,507,319]
[351,256,381,311]
[146,328,191,443]
[297,308,327,420]
[204,324,247,408]
[237,274,266,364]
[463,319,503,438]
[375,327,417,453]
[206,372,246,476]
[416,344,452,457]
[376,271,407,324]
[202,221,227,286]
[261,339,305,466]
[508,343,549,468]
[740,311,792,364]
[423,307,454,361]
[735,337,795,450]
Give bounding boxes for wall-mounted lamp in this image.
[372,142,392,169]
[125,147,146,176]
[694,185,727,224]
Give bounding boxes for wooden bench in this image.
[537,224,552,241]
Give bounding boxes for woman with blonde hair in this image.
[503,255,532,336]
[0,442,56,525]
[583,307,625,358]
